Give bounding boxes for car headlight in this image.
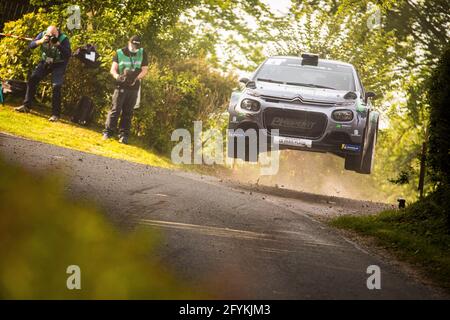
[332,109,353,121]
[240,99,261,112]
[246,89,260,97]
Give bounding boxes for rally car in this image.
[227,54,379,174]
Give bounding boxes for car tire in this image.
[344,154,361,171]
[227,129,259,162]
[359,128,377,174]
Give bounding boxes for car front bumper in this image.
[227,97,369,157]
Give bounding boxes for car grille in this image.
[261,95,336,107]
[264,108,328,139]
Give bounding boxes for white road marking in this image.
[138,219,343,248]
[139,219,276,242]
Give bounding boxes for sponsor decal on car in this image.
[341,144,361,152]
[271,117,316,130]
[274,136,312,148]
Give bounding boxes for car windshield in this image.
[255,57,356,91]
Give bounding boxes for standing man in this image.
[103,35,149,144]
[15,25,71,122]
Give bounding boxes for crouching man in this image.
[103,35,149,144]
[15,25,71,122]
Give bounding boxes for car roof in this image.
[269,55,354,68]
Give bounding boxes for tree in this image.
[428,46,450,187]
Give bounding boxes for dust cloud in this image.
[227,150,389,203]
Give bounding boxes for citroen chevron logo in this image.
[292,96,303,103]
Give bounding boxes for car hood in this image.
[253,80,356,103]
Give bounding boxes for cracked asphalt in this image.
[0,132,446,299]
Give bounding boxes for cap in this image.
[129,35,141,46]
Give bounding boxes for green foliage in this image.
[268,2,404,101]
[406,186,450,231]
[183,0,286,72]
[0,157,199,299]
[0,9,56,81]
[428,46,450,187]
[134,58,236,153]
[383,0,449,59]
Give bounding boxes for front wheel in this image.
[359,128,377,174]
[227,129,259,162]
[344,154,361,171]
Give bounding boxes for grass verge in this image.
[0,103,174,169]
[330,190,450,290]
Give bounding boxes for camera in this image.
[117,69,140,86]
[50,36,58,44]
[44,35,58,44]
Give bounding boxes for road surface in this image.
[0,132,446,299]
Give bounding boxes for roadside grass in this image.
[0,103,174,169]
[330,193,450,290]
[0,157,204,299]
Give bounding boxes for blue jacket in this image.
[29,30,71,64]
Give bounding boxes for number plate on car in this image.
[273,136,312,148]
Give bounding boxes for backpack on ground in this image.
[71,96,94,125]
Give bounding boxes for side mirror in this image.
[365,91,376,103]
[239,77,250,84]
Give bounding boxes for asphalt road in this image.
[0,132,446,299]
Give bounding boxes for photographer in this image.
[15,26,71,122]
[103,35,148,144]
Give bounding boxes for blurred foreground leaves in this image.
[0,157,199,299]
